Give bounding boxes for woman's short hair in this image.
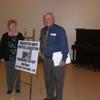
[7,19,17,26]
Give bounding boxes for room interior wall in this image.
[0,0,100,57]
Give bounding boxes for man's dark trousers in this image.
[44,58,65,100]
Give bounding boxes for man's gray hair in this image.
[43,12,55,20]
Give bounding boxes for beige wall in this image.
[0,0,100,56]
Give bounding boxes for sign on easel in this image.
[15,40,40,74]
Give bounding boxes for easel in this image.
[11,71,33,100]
[11,65,44,100]
[11,41,42,100]
[11,28,35,100]
[29,74,32,100]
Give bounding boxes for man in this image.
[40,12,69,100]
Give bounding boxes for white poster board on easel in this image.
[15,40,40,74]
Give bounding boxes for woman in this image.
[0,19,24,94]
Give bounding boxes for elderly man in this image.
[40,12,69,100]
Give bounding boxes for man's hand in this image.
[41,54,44,60]
[0,59,5,63]
[59,60,65,66]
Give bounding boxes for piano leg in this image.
[71,47,79,67]
[72,48,76,64]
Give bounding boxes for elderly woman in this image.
[0,19,24,94]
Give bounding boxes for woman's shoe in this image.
[7,90,12,94]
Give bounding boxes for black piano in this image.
[71,28,100,71]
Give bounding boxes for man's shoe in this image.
[7,90,12,94]
[43,97,52,100]
[43,98,48,100]
[43,97,56,100]
[16,89,20,93]
[53,96,57,100]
